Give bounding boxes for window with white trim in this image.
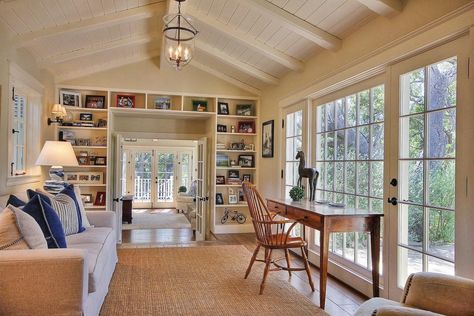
[11,87,27,176]
[314,85,385,271]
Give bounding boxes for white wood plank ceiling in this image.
[0,0,402,93]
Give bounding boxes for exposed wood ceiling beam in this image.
[196,41,279,85]
[39,33,161,66]
[187,9,303,71]
[54,50,161,83]
[12,2,166,48]
[238,0,341,50]
[192,60,261,96]
[357,0,403,16]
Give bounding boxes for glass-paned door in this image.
[156,151,176,205]
[388,40,464,299]
[133,150,153,207]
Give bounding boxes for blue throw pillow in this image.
[21,195,67,248]
[27,185,85,235]
[6,195,26,208]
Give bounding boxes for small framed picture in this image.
[90,173,102,183]
[66,173,78,182]
[217,124,227,132]
[216,154,229,167]
[238,121,255,133]
[94,156,107,165]
[60,90,81,107]
[154,96,171,110]
[239,190,245,202]
[79,174,89,182]
[228,169,240,179]
[97,119,107,128]
[229,194,238,204]
[117,95,135,108]
[192,100,208,112]
[242,174,252,182]
[236,104,253,116]
[239,155,254,167]
[79,113,93,121]
[85,95,105,109]
[94,192,106,206]
[231,142,245,150]
[216,176,226,185]
[81,194,93,204]
[218,102,229,115]
[216,193,224,205]
[262,120,274,158]
[77,156,89,165]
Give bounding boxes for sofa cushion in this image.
[6,195,26,208]
[22,195,67,248]
[66,227,114,293]
[0,207,29,250]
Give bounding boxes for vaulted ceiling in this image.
[0,0,402,94]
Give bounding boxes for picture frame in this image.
[94,156,107,165]
[228,194,238,204]
[217,102,229,115]
[97,119,107,128]
[216,193,224,205]
[79,113,93,121]
[237,121,255,133]
[77,156,89,165]
[60,90,81,107]
[242,174,252,182]
[217,124,227,132]
[81,194,93,204]
[116,95,135,108]
[85,95,105,109]
[231,142,245,150]
[216,154,229,167]
[192,100,208,112]
[236,104,253,116]
[94,192,106,206]
[238,155,254,167]
[228,169,240,179]
[262,120,274,158]
[64,172,103,184]
[239,189,245,202]
[216,175,226,185]
[154,96,171,110]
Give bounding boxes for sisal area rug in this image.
[122,209,191,230]
[101,245,327,316]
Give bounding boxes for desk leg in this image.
[370,218,381,297]
[319,226,329,309]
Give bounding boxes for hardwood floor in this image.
[119,230,367,315]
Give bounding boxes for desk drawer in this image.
[267,201,285,214]
[286,206,321,227]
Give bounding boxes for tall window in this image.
[315,85,384,269]
[284,110,303,198]
[11,89,27,175]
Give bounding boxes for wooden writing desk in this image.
[267,198,383,309]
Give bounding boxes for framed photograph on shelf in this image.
[85,95,105,109]
[216,154,229,167]
[79,113,93,121]
[94,192,106,206]
[94,156,106,165]
[192,100,208,112]
[242,174,252,182]
[116,95,135,108]
[216,176,226,185]
[81,194,93,204]
[238,155,254,167]
[217,124,227,132]
[77,156,89,165]
[154,96,171,110]
[217,102,229,115]
[237,121,255,133]
[60,90,81,107]
[228,195,238,204]
[228,169,240,179]
[97,119,107,128]
[236,104,253,116]
[65,172,103,184]
[216,193,224,205]
[262,120,274,158]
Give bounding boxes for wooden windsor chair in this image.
[242,182,315,294]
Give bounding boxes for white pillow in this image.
[0,206,47,249]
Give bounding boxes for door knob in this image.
[387,197,398,205]
[390,178,398,187]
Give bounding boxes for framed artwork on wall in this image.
[116,95,135,108]
[262,120,274,158]
[60,90,81,107]
[85,95,105,109]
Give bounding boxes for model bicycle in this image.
[221,208,246,224]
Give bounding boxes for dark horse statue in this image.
[295,151,319,201]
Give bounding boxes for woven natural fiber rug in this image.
[101,245,327,316]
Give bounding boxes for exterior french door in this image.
[387,38,469,299]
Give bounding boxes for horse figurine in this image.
[295,151,319,201]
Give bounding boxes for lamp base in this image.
[44,166,67,194]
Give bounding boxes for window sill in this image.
[7,174,42,187]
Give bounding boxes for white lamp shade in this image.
[51,104,63,115]
[36,141,79,167]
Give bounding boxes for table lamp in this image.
[47,104,67,125]
[36,141,78,193]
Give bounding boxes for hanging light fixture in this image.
[163,0,198,70]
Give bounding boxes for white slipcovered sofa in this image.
[0,192,118,316]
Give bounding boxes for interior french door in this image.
[387,38,468,299]
[195,137,207,241]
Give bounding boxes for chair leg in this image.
[245,244,261,279]
[301,247,315,292]
[284,249,292,277]
[259,248,273,295]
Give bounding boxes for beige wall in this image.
[258,0,472,198]
[0,23,55,196]
[60,57,256,98]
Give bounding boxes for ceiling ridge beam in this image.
[188,9,303,71]
[357,0,403,16]
[13,2,166,48]
[196,41,279,85]
[238,0,341,50]
[192,60,261,96]
[39,33,161,66]
[54,50,161,83]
